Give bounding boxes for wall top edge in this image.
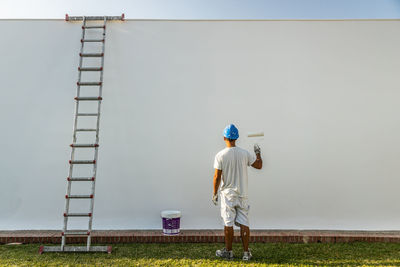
[0,18,399,22]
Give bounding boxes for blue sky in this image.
[1,0,399,19]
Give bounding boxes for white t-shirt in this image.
[214,147,256,198]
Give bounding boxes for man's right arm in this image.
[251,144,263,169]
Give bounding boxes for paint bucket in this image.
[161,210,181,235]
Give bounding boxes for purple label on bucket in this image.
[162,217,180,230]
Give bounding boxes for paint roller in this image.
[247,132,264,138]
[247,131,264,147]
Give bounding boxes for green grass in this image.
[2,242,400,266]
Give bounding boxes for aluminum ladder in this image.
[40,14,124,254]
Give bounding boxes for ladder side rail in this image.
[87,17,107,250]
[62,16,87,250]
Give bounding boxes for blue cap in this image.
[223,124,239,140]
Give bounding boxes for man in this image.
[212,124,262,261]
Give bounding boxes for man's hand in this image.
[252,144,263,169]
[254,144,261,155]
[212,194,218,205]
[213,169,222,205]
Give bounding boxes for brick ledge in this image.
[1,230,400,244]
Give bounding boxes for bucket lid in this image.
[161,210,181,218]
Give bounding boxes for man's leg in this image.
[224,226,234,251]
[240,224,250,252]
[216,225,234,259]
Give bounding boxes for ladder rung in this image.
[78,67,103,71]
[76,128,97,132]
[64,213,92,217]
[69,160,96,164]
[81,39,104,43]
[70,143,99,147]
[77,113,99,116]
[82,25,106,29]
[63,231,90,236]
[66,194,93,199]
[68,177,95,182]
[75,97,102,101]
[77,82,102,86]
[66,14,124,21]
[80,53,104,57]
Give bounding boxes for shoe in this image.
[243,249,252,261]
[216,248,234,260]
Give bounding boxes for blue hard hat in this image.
[223,124,239,140]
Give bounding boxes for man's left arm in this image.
[212,169,222,205]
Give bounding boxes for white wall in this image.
[1,20,400,230]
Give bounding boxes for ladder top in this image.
[65,14,125,21]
